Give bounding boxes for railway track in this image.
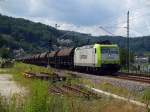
[49,84,99,98]
[24,72,66,82]
[54,69,150,84]
[115,72,150,84]
[24,72,100,98]
[23,69,150,95]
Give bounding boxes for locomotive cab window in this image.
[101,48,109,54]
[101,47,118,54]
[111,48,119,54]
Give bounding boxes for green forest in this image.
[0,14,150,59]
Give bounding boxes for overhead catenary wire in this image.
[99,26,115,36]
[99,15,150,37]
[100,10,150,33]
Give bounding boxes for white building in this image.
[134,56,150,73]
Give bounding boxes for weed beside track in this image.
[0,62,147,112]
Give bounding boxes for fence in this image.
[120,63,150,76]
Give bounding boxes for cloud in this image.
[0,0,150,37]
[114,0,150,37]
[29,17,108,36]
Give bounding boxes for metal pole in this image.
[48,40,51,67]
[55,24,60,29]
[127,11,130,73]
[47,24,59,67]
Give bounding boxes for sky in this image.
[0,0,150,37]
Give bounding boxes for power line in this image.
[99,15,150,37]
[129,29,149,37]
[99,26,127,29]
[98,26,127,37]
[99,26,115,36]
[101,12,150,31]
[129,12,150,22]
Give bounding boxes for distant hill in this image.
[0,14,150,58]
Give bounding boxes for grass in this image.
[79,76,147,103]
[7,62,53,86]
[0,62,147,112]
[80,78,129,96]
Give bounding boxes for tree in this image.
[120,48,134,68]
[142,89,150,111]
[0,47,13,59]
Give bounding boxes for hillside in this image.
[0,14,150,58]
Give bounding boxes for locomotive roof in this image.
[76,44,118,50]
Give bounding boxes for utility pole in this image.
[55,24,60,29]
[127,11,130,73]
[47,24,60,67]
[47,39,52,67]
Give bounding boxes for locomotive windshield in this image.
[101,47,119,54]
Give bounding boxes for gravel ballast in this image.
[66,71,150,92]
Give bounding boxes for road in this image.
[0,74,25,98]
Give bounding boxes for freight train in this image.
[18,43,120,74]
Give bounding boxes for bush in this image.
[143,88,150,111]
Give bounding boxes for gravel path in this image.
[89,75,150,92]
[0,74,25,98]
[80,72,150,92]
[55,69,150,92]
